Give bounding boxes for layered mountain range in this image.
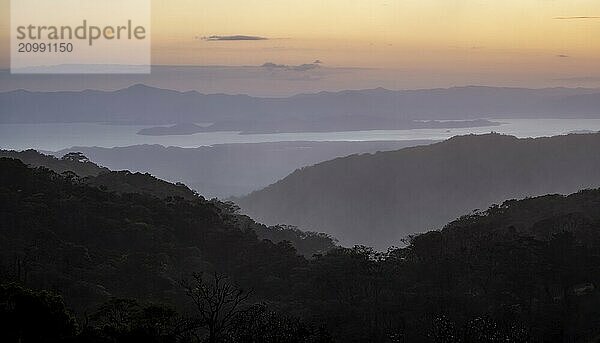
[2,85,599,133]
[237,133,600,248]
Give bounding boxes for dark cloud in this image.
[261,62,321,72]
[556,54,569,58]
[553,16,600,20]
[200,35,268,41]
[262,62,287,68]
[292,64,320,71]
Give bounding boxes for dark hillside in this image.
[238,133,600,248]
[1,157,600,341]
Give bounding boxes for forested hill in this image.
[0,149,108,177]
[0,157,335,309]
[0,149,199,200]
[2,156,600,342]
[237,133,600,249]
[0,150,337,256]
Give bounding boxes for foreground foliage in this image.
[1,157,600,342]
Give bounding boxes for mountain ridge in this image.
[237,133,600,249]
[2,85,600,132]
[0,149,337,257]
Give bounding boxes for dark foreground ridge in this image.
[0,149,337,257]
[1,155,600,342]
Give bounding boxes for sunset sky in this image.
[1,0,599,91]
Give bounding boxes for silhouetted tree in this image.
[181,272,252,343]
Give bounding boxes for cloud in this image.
[200,35,268,41]
[261,62,321,71]
[262,62,287,68]
[293,64,320,71]
[553,16,600,20]
[556,54,569,58]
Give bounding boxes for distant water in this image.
[1,118,600,152]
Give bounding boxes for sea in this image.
[1,118,600,152]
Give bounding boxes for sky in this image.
[1,0,599,93]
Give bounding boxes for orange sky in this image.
[1,0,599,86]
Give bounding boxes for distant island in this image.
[567,129,599,135]
[138,119,501,136]
[137,123,211,136]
